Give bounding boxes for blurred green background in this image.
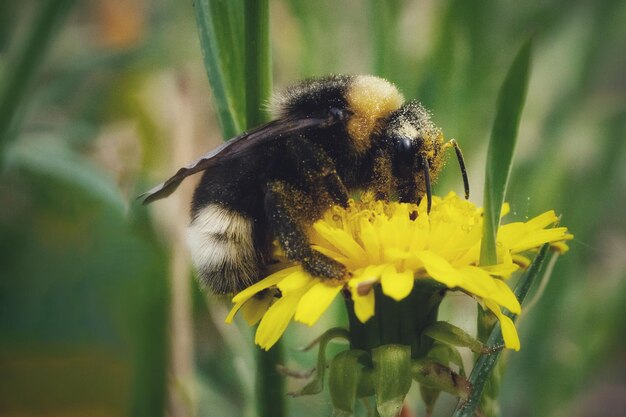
[1,1,624,416]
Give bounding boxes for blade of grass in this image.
[241,2,284,417]
[196,1,281,416]
[193,0,246,138]
[0,0,78,153]
[480,39,533,266]
[193,2,273,416]
[244,0,272,128]
[453,245,554,417]
[474,38,532,417]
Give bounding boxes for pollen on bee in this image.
[346,76,404,152]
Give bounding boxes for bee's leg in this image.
[284,137,349,207]
[265,180,347,279]
[322,172,350,208]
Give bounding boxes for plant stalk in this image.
[0,0,78,152]
[242,2,282,417]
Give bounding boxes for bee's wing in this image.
[140,115,335,204]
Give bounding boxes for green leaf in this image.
[480,39,533,266]
[0,157,169,417]
[5,137,125,212]
[193,0,246,138]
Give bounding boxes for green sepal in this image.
[426,341,466,377]
[372,345,412,417]
[289,327,350,397]
[357,366,375,399]
[411,359,471,400]
[329,349,371,417]
[414,341,468,413]
[425,321,500,354]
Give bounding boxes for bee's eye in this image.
[390,136,417,178]
[391,136,416,157]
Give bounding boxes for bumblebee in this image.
[143,75,469,294]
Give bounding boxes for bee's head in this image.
[382,101,446,208]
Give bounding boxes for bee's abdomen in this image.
[187,204,260,294]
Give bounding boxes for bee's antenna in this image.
[421,155,432,213]
[447,139,470,199]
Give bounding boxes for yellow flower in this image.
[226,192,572,351]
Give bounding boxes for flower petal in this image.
[225,301,245,324]
[551,240,570,254]
[456,266,498,299]
[481,262,519,278]
[241,292,275,325]
[277,268,314,294]
[380,265,414,301]
[232,265,299,304]
[512,254,532,268]
[310,244,352,267]
[510,227,572,253]
[294,281,344,326]
[415,251,464,288]
[352,290,375,322]
[524,210,558,230]
[349,264,386,288]
[484,300,520,351]
[359,216,381,263]
[498,314,521,351]
[500,202,510,217]
[255,281,315,350]
[312,222,368,263]
[491,279,521,315]
[498,222,528,247]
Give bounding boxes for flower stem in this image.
[255,346,286,417]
